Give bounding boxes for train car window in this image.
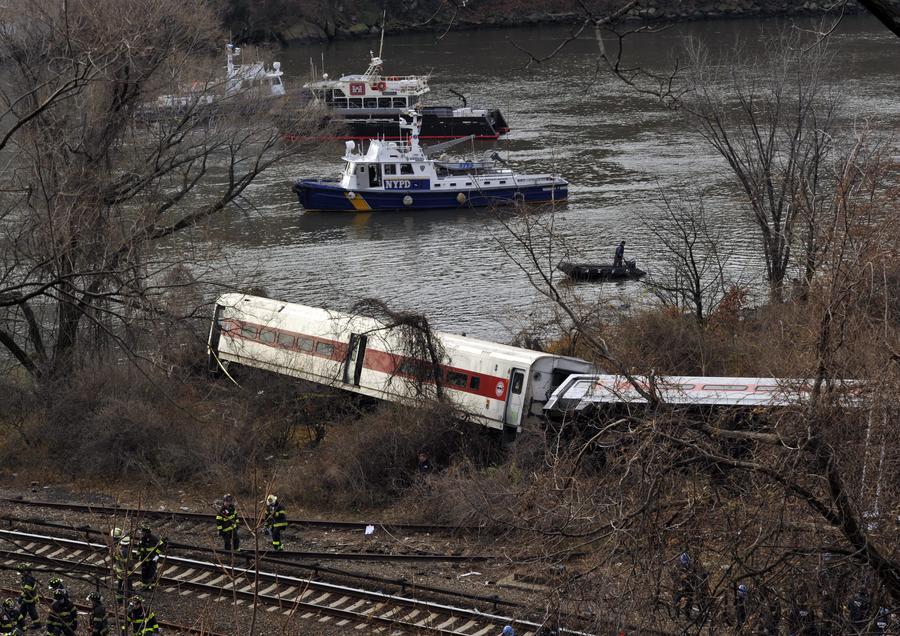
[240,325,258,339]
[259,329,276,343]
[315,342,334,357]
[276,333,295,348]
[511,371,524,394]
[446,371,467,387]
[469,376,481,390]
[297,337,314,352]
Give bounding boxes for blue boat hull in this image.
[293,180,568,212]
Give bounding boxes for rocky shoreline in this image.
[279,1,861,46]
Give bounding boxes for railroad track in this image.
[2,497,477,535]
[0,528,591,636]
[2,513,519,614]
[1,513,487,564]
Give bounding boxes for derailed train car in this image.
[207,293,595,439]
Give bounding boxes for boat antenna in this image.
[378,9,386,60]
[321,51,325,78]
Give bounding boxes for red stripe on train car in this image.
[222,320,509,401]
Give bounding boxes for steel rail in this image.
[0,528,604,636]
[1,497,479,534]
[1,514,520,612]
[0,513,487,563]
[0,585,228,636]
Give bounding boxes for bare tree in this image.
[643,188,734,325]
[675,32,847,302]
[0,0,320,380]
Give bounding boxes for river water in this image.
[205,16,900,340]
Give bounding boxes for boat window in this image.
[400,164,414,175]
[316,341,334,357]
[333,98,348,108]
[377,98,391,108]
[446,371,468,387]
[465,182,471,186]
[277,332,295,348]
[368,163,382,187]
[297,337,314,352]
[348,98,362,108]
[332,88,346,97]
[499,180,507,184]
[384,164,396,175]
[363,98,377,108]
[469,376,481,390]
[259,329,277,344]
[450,182,457,186]
[392,97,407,108]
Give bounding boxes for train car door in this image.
[343,334,368,386]
[503,367,527,429]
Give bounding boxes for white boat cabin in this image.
[337,113,564,194]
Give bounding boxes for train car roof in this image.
[545,374,862,411]
[216,293,593,368]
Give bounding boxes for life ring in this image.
[402,195,413,206]
[456,192,466,204]
[371,81,386,91]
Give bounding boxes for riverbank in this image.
[274,0,857,45]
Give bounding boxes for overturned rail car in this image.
[207,294,595,438]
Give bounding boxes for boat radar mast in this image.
[363,10,387,78]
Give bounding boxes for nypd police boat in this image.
[292,112,567,213]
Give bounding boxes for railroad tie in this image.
[327,595,350,608]
[469,626,496,636]
[342,599,365,610]
[436,616,458,629]
[457,619,478,632]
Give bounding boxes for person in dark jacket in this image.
[87,592,109,636]
[125,596,159,635]
[265,494,288,551]
[417,451,433,474]
[0,597,24,634]
[136,526,165,589]
[613,241,626,267]
[16,563,40,629]
[216,493,240,551]
[46,588,76,636]
[847,589,871,634]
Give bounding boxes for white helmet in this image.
[111,528,123,539]
[120,535,131,546]
[266,495,277,505]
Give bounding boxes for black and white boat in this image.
[558,260,647,282]
[299,50,509,141]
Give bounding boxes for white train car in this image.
[544,374,836,415]
[207,293,595,437]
